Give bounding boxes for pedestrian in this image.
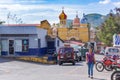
[86,47,96,79]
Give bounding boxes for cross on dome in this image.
[76,11,78,17]
[62,7,64,11]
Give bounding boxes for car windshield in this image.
[108,48,119,53]
[59,47,73,54]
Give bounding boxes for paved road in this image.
[0,54,113,80]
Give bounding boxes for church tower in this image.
[59,7,67,27]
[73,11,80,27]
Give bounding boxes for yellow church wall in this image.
[57,27,89,42]
[79,32,89,42]
[67,28,79,40]
[78,27,89,42]
[57,28,68,40]
[80,24,88,27]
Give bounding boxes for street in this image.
[0,54,113,80]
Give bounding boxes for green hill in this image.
[81,13,107,27]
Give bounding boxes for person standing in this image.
[86,47,96,79]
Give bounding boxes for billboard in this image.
[113,34,120,47]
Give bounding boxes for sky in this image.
[0,0,120,25]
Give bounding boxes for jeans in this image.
[87,62,94,76]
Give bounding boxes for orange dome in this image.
[59,10,67,20]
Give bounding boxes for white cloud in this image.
[0,0,46,4]
[99,0,111,4]
[0,0,14,4]
[0,4,29,11]
[113,2,120,7]
[0,1,116,24]
[19,0,46,3]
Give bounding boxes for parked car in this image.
[74,48,82,62]
[104,47,120,57]
[70,44,82,61]
[74,46,87,61]
[57,46,76,65]
[78,46,88,61]
[71,44,87,61]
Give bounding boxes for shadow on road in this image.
[61,63,84,66]
[0,57,14,63]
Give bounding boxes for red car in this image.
[57,46,76,65]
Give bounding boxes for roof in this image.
[0,25,44,34]
[2,24,40,27]
[69,41,84,46]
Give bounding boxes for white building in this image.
[0,24,47,56]
[55,37,64,53]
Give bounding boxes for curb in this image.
[0,56,57,64]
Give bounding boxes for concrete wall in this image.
[55,37,64,53]
[29,34,38,48]
[37,28,47,48]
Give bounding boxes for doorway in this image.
[9,40,14,55]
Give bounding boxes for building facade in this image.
[0,24,47,56]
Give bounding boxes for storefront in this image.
[0,25,47,56]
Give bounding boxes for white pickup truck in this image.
[104,47,120,57]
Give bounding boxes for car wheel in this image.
[79,56,82,61]
[72,62,75,65]
[59,61,62,65]
[76,58,79,62]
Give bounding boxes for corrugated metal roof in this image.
[2,24,40,27]
[0,25,41,34]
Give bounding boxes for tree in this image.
[97,8,120,46]
[0,20,5,24]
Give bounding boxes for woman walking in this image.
[86,47,96,79]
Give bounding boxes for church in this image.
[56,8,89,43]
[38,8,89,43]
[37,8,90,54]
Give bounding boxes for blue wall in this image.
[1,47,47,57]
[1,51,8,56]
